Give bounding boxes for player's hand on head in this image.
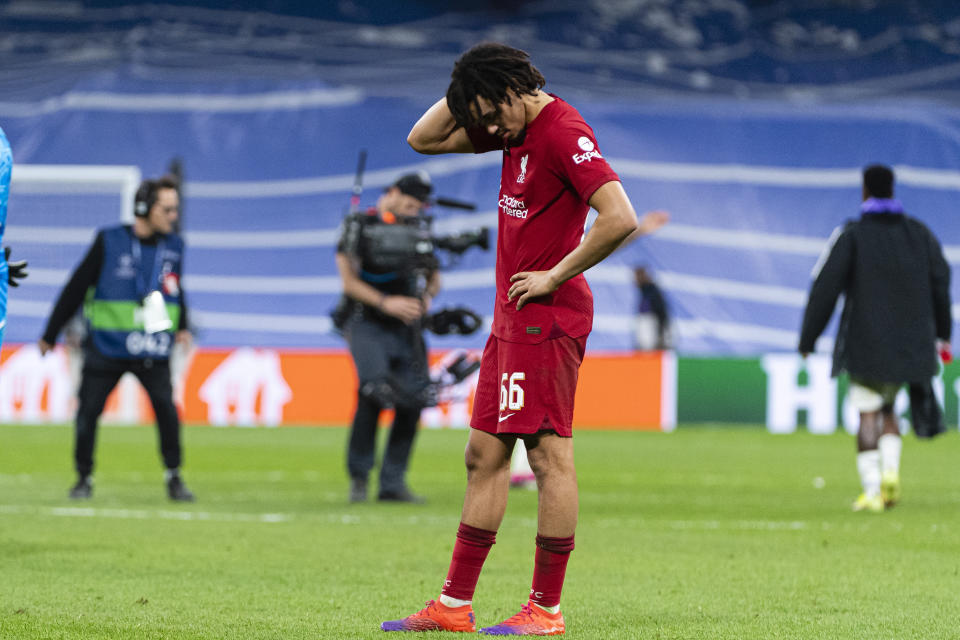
[637,210,670,235]
[508,270,560,310]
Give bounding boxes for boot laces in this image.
[502,602,538,625]
[412,600,439,618]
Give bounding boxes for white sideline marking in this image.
[667,519,808,531]
[4,504,939,533]
[0,504,292,523]
[0,504,472,527]
[0,470,323,483]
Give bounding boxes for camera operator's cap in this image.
[391,171,433,203]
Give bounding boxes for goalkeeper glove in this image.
[4,246,27,287]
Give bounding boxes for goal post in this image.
[2,163,146,425]
[10,164,142,223]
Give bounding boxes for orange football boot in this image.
[381,599,477,632]
[479,601,565,635]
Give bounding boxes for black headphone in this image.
[133,179,158,217]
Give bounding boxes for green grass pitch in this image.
[1,423,959,639]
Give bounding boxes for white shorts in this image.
[848,379,902,412]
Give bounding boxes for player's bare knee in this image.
[527,450,574,481]
[525,433,573,470]
[530,461,575,485]
[463,444,484,474]
[464,441,509,478]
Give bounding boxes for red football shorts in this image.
[470,333,588,437]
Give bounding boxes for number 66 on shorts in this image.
[470,333,587,437]
[500,372,525,411]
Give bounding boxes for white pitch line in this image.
[0,504,471,527]
[5,504,940,533]
[0,504,292,523]
[666,519,808,531]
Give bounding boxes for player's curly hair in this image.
[446,43,546,129]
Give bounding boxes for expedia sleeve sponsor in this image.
[552,124,620,204]
[571,136,603,165]
[85,226,183,359]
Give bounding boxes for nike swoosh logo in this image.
[498,413,516,423]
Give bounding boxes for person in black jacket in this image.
[799,164,952,513]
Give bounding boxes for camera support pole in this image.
[167,156,185,233]
[349,149,367,214]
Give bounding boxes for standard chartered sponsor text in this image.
[500,194,528,219]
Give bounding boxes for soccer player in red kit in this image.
[382,43,668,635]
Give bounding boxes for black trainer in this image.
[68,476,93,500]
[166,475,196,502]
[349,477,368,503]
[378,487,425,504]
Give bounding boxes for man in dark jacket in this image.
[799,164,951,513]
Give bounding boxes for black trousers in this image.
[344,316,429,493]
[74,349,182,477]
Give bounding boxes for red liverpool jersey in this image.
[468,95,621,344]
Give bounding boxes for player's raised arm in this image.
[407,98,475,155]
[617,209,670,249]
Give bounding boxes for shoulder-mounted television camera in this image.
[360,216,489,273]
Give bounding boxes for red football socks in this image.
[441,522,497,601]
[530,534,575,608]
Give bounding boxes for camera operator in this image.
[335,171,441,504]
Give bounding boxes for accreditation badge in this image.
[142,290,173,334]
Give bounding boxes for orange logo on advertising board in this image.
[0,345,671,430]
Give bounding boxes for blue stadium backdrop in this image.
[2,0,960,356]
